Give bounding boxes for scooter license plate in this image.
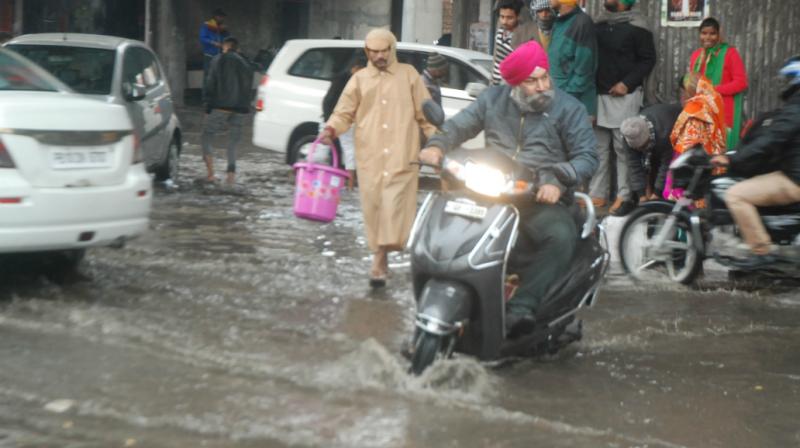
[444,200,487,219]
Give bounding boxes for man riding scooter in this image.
[711,56,800,269]
[419,41,598,336]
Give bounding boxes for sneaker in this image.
[610,199,637,217]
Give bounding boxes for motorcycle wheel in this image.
[619,207,703,285]
[409,332,444,376]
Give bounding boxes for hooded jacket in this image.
[205,51,254,113]
[426,85,598,196]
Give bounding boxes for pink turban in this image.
[499,41,550,86]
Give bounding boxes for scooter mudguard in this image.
[417,279,473,334]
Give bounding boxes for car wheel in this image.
[155,138,180,182]
[288,134,318,165]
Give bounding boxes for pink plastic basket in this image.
[292,138,350,223]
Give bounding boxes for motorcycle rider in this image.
[419,41,598,336]
[711,56,800,269]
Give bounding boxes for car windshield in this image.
[8,44,116,95]
[470,58,493,75]
[0,52,61,92]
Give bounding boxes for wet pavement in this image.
[1,109,799,448]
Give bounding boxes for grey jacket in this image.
[427,85,598,194]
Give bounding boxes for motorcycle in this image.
[619,146,800,284]
[406,103,609,375]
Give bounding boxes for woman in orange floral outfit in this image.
[663,73,727,200]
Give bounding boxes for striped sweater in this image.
[492,28,514,85]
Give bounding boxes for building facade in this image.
[5,0,797,116]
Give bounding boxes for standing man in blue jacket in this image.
[419,41,597,335]
[200,8,230,99]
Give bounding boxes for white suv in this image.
[0,49,151,266]
[252,39,491,165]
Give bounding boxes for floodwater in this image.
[1,115,798,448]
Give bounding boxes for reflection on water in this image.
[0,150,798,447]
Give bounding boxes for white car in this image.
[7,33,183,182]
[252,39,492,165]
[0,49,151,266]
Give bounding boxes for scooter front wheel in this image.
[409,332,446,375]
[619,207,702,285]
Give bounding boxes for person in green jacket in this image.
[548,0,598,118]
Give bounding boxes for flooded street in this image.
[1,110,799,448]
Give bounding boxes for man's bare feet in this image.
[226,172,235,185]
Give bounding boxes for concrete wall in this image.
[308,0,391,40]
[151,0,187,106]
[401,0,443,44]
[181,0,282,68]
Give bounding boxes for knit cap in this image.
[426,53,447,71]
[530,0,552,11]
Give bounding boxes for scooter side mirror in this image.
[422,100,445,128]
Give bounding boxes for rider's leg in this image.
[725,171,800,255]
[507,204,578,319]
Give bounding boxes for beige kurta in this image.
[327,61,435,252]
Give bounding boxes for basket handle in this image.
[306,136,340,169]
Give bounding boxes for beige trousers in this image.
[724,171,800,255]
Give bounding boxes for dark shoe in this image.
[610,199,637,217]
[505,313,537,339]
[728,253,779,270]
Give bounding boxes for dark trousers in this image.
[507,204,577,317]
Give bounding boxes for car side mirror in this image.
[422,99,445,128]
[122,82,146,102]
[465,82,487,98]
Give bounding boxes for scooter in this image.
[406,104,610,375]
[619,147,800,285]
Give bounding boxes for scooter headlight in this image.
[463,162,510,197]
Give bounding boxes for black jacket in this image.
[729,91,800,185]
[205,51,254,113]
[595,18,656,93]
[626,103,682,197]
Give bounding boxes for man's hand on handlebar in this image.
[419,147,444,167]
[536,184,561,204]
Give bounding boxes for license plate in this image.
[445,200,487,219]
[49,146,112,170]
